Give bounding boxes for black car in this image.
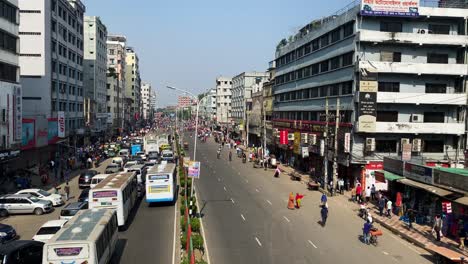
[0,224,17,243]
[0,240,43,264]
[78,188,90,203]
[78,170,98,189]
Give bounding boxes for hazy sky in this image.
[83,0,348,107]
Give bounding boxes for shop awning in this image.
[397,178,453,197]
[454,196,468,206]
[378,170,404,181]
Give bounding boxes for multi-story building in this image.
[177,96,193,108]
[0,0,21,162]
[124,47,141,123]
[215,77,232,124]
[83,16,107,134]
[272,2,468,189]
[200,88,216,121]
[263,61,276,149]
[106,34,126,133]
[19,0,85,145]
[150,91,157,114]
[141,82,151,120]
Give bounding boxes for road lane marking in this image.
[382,251,389,255]
[283,216,290,223]
[241,214,246,221]
[266,200,272,205]
[245,179,249,183]
[217,178,220,182]
[223,186,227,191]
[255,237,262,247]
[231,198,235,204]
[255,188,260,192]
[308,240,318,248]
[238,172,240,175]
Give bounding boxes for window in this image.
[343,22,354,37]
[342,52,353,66]
[378,82,400,92]
[1,1,17,23]
[380,21,402,32]
[331,28,341,43]
[329,84,339,96]
[312,39,319,51]
[320,34,329,47]
[0,61,17,83]
[302,89,309,99]
[1,109,5,121]
[375,140,397,152]
[320,60,329,72]
[330,56,340,70]
[311,64,319,75]
[428,24,450,35]
[319,86,328,97]
[424,112,444,123]
[425,83,447,93]
[341,81,353,95]
[377,111,398,122]
[380,51,401,62]
[52,20,57,32]
[0,30,17,53]
[427,53,448,64]
[423,140,444,153]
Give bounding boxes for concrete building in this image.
[272,2,468,189]
[106,34,126,132]
[178,96,193,108]
[201,88,216,121]
[0,0,21,154]
[83,16,107,134]
[215,77,232,124]
[141,82,151,120]
[124,47,141,123]
[149,91,157,114]
[19,0,85,143]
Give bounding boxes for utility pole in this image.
[263,99,267,161]
[323,97,329,193]
[246,110,249,148]
[332,97,340,196]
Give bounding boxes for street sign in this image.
[188,161,201,178]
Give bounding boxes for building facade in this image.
[106,34,126,132]
[177,96,193,108]
[83,16,107,134]
[141,82,151,120]
[272,2,468,189]
[215,77,232,124]
[0,0,21,154]
[124,47,141,123]
[200,88,216,121]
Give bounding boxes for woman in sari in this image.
[288,192,295,209]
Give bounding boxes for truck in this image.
[131,144,142,156]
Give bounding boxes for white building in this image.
[0,0,21,151]
[125,47,141,122]
[215,77,232,124]
[19,0,85,140]
[149,91,157,113]
[106,34,126,131]
[201,88,216,121]
[83,16,107,133]
[141,82,151,120]
[231,72,269,123]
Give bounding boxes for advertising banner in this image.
[21,118,35,150]
[35,116,48,148]
[358,92,377,133]
[293,132,300,154]
[360,0,419,17]
[383,157,404,175]
[404,162,433,184]
[344,133,351,153]
[13,86,22,141]
[364,162,385,191]
[58,111,65,138]
[188,161,201,178]
[48,118,59,144]
[279,130,288,145]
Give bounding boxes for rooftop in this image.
[435,167,468,176]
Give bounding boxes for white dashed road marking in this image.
[308,240,318,248]
[223,186,227,191]
[266,200,272,205]
[231,198,235,204]
[283,216,290,223]
[255,188,259,193]
[240,214,246,221]
[255,237,262,247]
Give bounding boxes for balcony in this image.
[357,30,468,46]
[359,61,467,76]
[376,92,466,105]
[356,121,464,135]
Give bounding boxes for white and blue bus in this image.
[43,209,118,264]
[145,163,177,204]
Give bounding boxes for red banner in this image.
[279,130,288,145]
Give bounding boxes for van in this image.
[112,157,124,168]
[90,174,110,189]
[161,150,174,162]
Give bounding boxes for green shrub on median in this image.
[191,217,200,232]
[192,233,204,251]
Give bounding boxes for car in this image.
[111,157,124,168]
[105,163,120,174]
[123,161,137,172]
[78,188,90,203]
[90,174,110,189]
[129,155,144,164]
[32,220,67,243]
[0,240,44,263]
[136,151,146,160]
[0,224,17,243]
[16,188,64,206]
[161,150,174,162]
[144,161,157,169]
[147,151,159,163]
[59,202,88,220]
[78,170,98,189]
[0,194,53,216]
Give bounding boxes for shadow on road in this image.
[110,238,127,264]
[199,199,232,218]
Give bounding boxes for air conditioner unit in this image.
[301,133,308,144]
[412,138,422,152]
[410,114,422,123]
[401,138,410,147]
[417,29,428,34]
[309,134,317,145]
[365,138,375,152]
[287,133,295,141]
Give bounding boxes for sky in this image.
[82,0,349,107]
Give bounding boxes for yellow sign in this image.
[359,81,378,92]
[293,132,301,155]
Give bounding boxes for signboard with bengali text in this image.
[360,0,419,17]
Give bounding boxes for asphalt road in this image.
[189,135,434,264]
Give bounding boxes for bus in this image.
[145,163,177,204]
[43,208,118,264]
[88,172,138,227]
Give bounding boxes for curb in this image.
[194,187,211,264]
[372,216,427,249]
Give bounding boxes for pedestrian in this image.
[274,166,280,178]
[365,186,371,202]
[407,208,415,229]
[458,220,466,250]
[363,219,372,245]
[287,192,295,210]
[64,182,70,201]
[345,178,350,192]
[321,193,327,206]
[338,178,344,194]
[65,169,70,182]
[386,199,393,218]
[370,184,376,201]
[432,214,443,241]
[320,204,328,227]
[351,187,356,202]
[295,193,304,209]
[378,196,385,216]
[356,184,362,203]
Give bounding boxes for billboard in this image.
[48,118,59,144]
[188,161,201,178]
[13,86,22,141]
[58,111,65,138]
[21,118,35,150]
[293,132,300,154]
[358,70,378,133]
[35,116,48,148]
[404,162,433,184]
[279,130,288,145]
[360,0,419,17]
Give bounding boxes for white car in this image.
[123,161,137,172]
[32,220,67,243]
[16,188,64,206]
[136,151,146,161]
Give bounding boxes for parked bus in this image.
[145,163,177,204]
[88,172,138,227]
[43,208,118,264]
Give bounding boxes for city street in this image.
[191,136,434,264]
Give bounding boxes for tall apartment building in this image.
[125,47,141,122]
[19,0,85,145]
[141,82,151,120]
[106,34,126,132]
[83,16,107,133]
[0,0,21,155]
[272,2,468,188]
[150,91,157,113]
[215,77,232,124]
[177,96,193,108]
[201,88,216,121]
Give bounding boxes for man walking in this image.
[338,178,344,194]
[320,204,328,227]
[64,182,70,201]
[433,214,443,241]
[378,196,385,216]
[356,184,362,203]
[371,184,376,201]
[365,186,371,202]
[363,220,372,245]
[386,199,393,218]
